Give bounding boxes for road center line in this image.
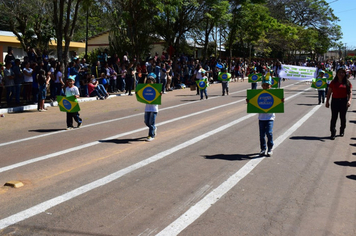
[0,86,310,230]
[0,82,301,147]
[156,102,322,236]
[0,85,309,174]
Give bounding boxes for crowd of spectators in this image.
[0,45,355,109]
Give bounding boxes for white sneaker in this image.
[147,136,155,142]
[267,150,273,157]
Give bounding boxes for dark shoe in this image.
[331,130,336,140]
[340,129,344,137]
[259,150,266,156]
[77,122,82,128]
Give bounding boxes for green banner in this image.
[218,72,231,82]
[135,83,162,105]
[311,78,327,89]
[196,79,208,89]
[271,77,279,88]
[57,96,80,113]
[247,89,284,113]
[248,73,262,83]
[324,70,333,81]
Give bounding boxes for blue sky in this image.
[328,0,356,49]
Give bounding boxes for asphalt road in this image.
[0,79,355,236]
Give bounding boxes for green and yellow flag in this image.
[196,79,208,89]
[57,96,80,113]
[247,89,284,113]
[324,70,333,81]
[271,77,279,88]
[248,73,262,83]
[218,72,231,82]
[311,78,327,89]
[136,83,162,105]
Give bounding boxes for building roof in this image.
[0,30,85,48]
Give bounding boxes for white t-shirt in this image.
[145,104,158,112]
[23,68,33,83]
[258,113,275,121]
[65,86,80,97]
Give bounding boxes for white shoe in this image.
[267,150,273,157]
[147,136,155,142]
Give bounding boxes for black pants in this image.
[330,98,348,132]
[66,112,82,128]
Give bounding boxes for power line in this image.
[328,0,339,3]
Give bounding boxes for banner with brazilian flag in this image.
[248,73,262,83]
[311,78,327,89]
[271,77,279,88]
[218,72,231,82]
[57,96,80,113]
[324,70,333,81]
[247,89,284,113]
[196,79,208,89]
[135,83,162,105]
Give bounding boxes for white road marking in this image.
[0,85,308,174]
[156,102,321,236]
[0,82,301,147]
[0,84,310,230]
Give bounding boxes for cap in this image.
[68,75,76,81]
[319,70,325,74]
[262,78,273,85]
[147,72,156,79]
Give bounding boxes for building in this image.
[0,30,85,63]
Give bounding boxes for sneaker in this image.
[67,127,74,130]
[41,109,47,112]
[77,122,82,128]
[147,136,155,142]
[259,150,266,156]
[267,150,273,157]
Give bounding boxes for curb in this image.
[0,93,132,115]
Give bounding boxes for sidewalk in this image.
[0,93,131,115]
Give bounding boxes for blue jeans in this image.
[6,85,15,105]
[144,112,157,138]
[251,82,257,90]
[15,84,21,103]
[118,77,126,92]
[318,90,325,104]
[200,88,208,99]
[259,120,274,151]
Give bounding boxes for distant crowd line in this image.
[0,45,355,109]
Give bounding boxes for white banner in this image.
[278,64,317,81]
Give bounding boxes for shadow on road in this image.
[29,128,65,133]
[289,136,330,142]
[296,103,318,106]
[203,153,262,161]
[99,137,146,144]
[346,175,356,181]
[334,161,356,167]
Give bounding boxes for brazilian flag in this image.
[247,89,284,113]
[324,70,333,81]
[196,79,208,89]
[248,73,262,83]
[136,83,162,105]
[271,77,279,88]
[57,96,80,113]
[311,78,327,89]
[218,72,231,82]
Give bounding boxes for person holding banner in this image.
[325,68,352,139]
[144,73,161,142]
[198,70,209,100]
[65,76,83,130]
[316,70,326,105]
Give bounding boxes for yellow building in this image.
[0,30,85,62]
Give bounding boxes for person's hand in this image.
[347,101,351,107]
[325,101,329,108]
[246,98,249,103]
